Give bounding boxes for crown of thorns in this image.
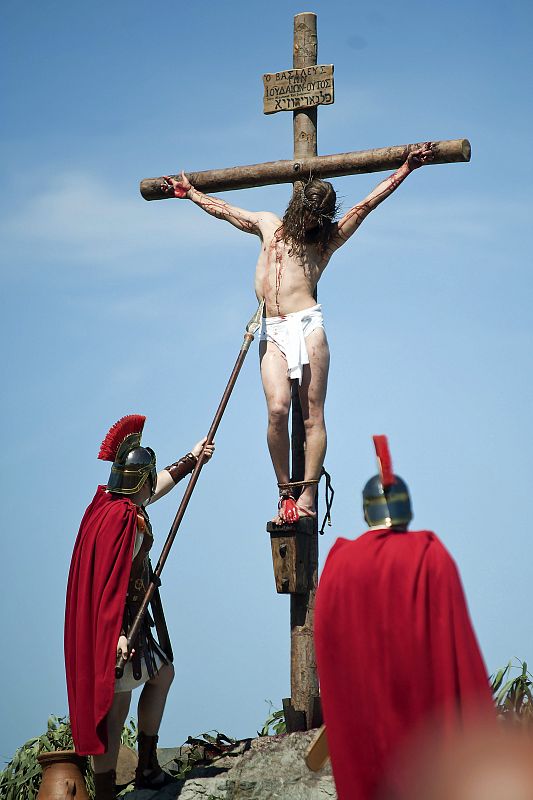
[301,195,339,221]
[298,176,340,220]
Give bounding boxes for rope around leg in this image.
[276,470,334,534]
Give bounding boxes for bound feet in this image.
[295,502,316,519]
[273,491,299,525]
[273,485,317,525]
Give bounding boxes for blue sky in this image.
[1,0,532,763]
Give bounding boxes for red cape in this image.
[314,529,494,800]
[64,486,137,755]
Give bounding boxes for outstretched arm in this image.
[161,172,275,236]
[148,437,215,504]
[326,142,435,255]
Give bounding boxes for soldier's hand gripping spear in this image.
[116,299,265,678]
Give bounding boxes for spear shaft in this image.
[116,300,264,678]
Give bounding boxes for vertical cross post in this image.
[287,11,320,732]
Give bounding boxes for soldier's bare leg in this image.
[260,339,292,519]
[137,663,175,735]
[93,690,132,774]
[132,664,175,788]
[297,328,330,515]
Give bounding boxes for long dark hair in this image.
[279,178,339,260]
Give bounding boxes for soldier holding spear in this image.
[64,302,262,800]
[64,414,214,799]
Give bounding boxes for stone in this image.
[115,744,137,786]
[126,731,336,799]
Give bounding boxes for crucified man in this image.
[162,143,434,524]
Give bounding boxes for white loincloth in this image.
[260,304,325,385]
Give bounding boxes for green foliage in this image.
[258,701,286,736]
[175,731,239,779]
[0,715,85,800]
[491,659,533,723]
[0,715,137,800]
[120,717,138,748]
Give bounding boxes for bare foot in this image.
[275,494,299,525]
[296,503,316,519]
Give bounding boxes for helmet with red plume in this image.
[98,414,157,496]
[362,435,412,529]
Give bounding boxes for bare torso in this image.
[254,214,331,317]
[164,146,433,319]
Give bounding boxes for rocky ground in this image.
[124,731,336,799]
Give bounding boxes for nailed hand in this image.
[160,170,192,198]
[407,142,435,170]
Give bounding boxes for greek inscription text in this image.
[262,64,335,115]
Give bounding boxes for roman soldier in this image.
[313,435,494,800]
[64,414,214,799]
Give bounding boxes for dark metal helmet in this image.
[362,435,412,529]
[98,414,157,496]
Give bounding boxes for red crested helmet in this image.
[98,414,157,496]
[362,435,412,529]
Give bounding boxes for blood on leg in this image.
[297,327,330,513]
[260,339,293,521]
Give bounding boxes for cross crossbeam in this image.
[140,138,470,200]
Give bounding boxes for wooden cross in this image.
[140,12,470,732]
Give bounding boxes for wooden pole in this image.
[115,301,264,678]
[288,10,320,732]
[293,12,318,168]
[140,139,471,200]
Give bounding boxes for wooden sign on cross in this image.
[262,63,334,114]
[140,12,470,733]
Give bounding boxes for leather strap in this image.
[165,453,197,484]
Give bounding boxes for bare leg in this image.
[260,340,292,519]
[137,663,175,736]
[135,664,175,788]
[298,328,330,514]
[93,690,132,774]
